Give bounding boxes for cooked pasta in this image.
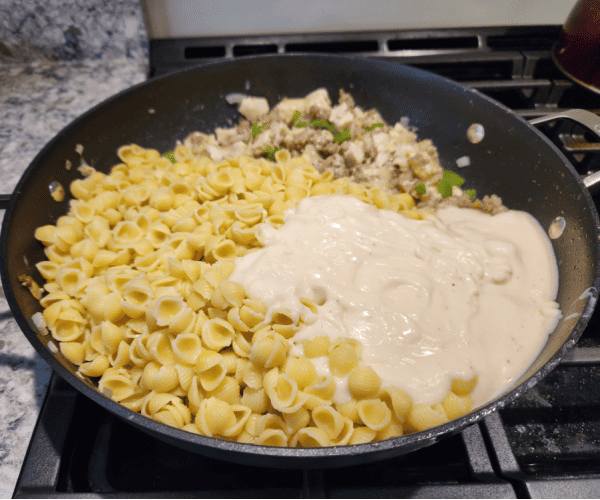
[29,89,486,448]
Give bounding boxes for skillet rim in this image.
[2,53,599,467]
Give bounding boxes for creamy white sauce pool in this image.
[230,195,562,408]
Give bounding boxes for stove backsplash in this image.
[142,0,577,39]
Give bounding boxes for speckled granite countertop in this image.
[0,57,147,498]
[0,2,150,496]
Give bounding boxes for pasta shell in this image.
[406,403,449,432]
[256,429,288,447]
[60,341,85,365]
[153,295,186,326]
[194,350,227,391]
[451,376,479,396]
[98,367,135,402]
[196,397,236,437]
[79,355,110,377]
[140,361,161,391]
[113,220,143,245]
[263,368,298,411]
[153,364,179,393]
[357,399,392,431]
[148,331,175,365]
[220,351,238,374]
[220,280,246,308]
[347,366,382,400]
[241,387,269,414]
[51,319,83,343]
[249,331,289,369]
[328,340,360,377]
[174,364,195,392]
[379,387,413,423]
[302,392,332,411]
[283,357,318,389]
[291,427,330,448]
[206,376,241,406]
[330,417,355,446]
[220,405,252,438]
[349,426,377,445]
[304,375,336,401]
[441,391,472,421]
[303,336,331,358]
[201,318,235,351]
[172,333,203,365]
[312,405,345,440]
[108,341,131,368]
[376,421,404,441]
[283,407,310,435]
[187,375,206,415]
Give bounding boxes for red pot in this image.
[554,0,600,93]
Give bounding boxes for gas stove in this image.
[13,25,600,498]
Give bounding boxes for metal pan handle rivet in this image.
[48,181,65,202]
[467,123,485,144]
[549,216,566,239]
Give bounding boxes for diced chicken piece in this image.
[239,97,270,123]
[375,166,393,187]
[363,109,386,128]
[481,195,508,214]
[349,121,366,141]
[184,132,216,153]
[324,153,346,177]
[269,122,289,143]
[372,132,390,152]
[215,127,240,145]
[409,153,438,180]
[321,141,338,156]
[272,98,306,123]
[393,123,417,143]
[301,144,322,170]
[361,165,392,187]
[229,141,247,158]
[361,134,376,158]
[205,145,228,162]
[391,154,409,172]
[329,102,354,131]
[344,142,364,167]
[252,129,274,149]
[304,88,332,119]
[374,151,390,168]
[452,185,464,197]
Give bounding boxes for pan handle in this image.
[529,109,600,194]
[0,194,10,211]
[0,194,9,298]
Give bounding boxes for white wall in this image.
[142,0,578,39]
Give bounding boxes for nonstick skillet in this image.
[2,54,600,468]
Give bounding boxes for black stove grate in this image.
[13,25,600,499]
[148,25,600,118]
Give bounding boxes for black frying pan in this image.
[2,55,600,468]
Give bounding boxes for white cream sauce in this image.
[230,195,562,407]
